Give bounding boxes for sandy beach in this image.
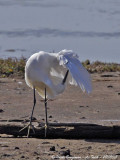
[0,72,120,160]
[0,0,120,159]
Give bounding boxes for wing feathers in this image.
[58,50,92,93]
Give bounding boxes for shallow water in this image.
[0,0,120,62]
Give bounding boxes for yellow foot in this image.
[45,124,48,138]
[19,123,35,138]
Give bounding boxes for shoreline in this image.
[0,71,120,159]
[0,57,120,79]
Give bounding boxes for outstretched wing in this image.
[58,50,92,93]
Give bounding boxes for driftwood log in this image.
[0,120,120,139]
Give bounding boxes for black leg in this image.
[29,87,36,125]
[27,87,36,137]
[19,87,36,137]
[44,87,48,137]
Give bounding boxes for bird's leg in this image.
[19,87,36,137]
[27,87,36,137]
[62,70,69,84]
[44,87,48,137]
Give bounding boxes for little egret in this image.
[20,49,92,137]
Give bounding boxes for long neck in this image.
[55,70,69,95]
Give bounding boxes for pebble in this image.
[42,141,50,144]
[79,106,89,108]
[80,117,86,119]
[1,145,9,147]
[53,120,58,123]
[50,146,55,151]
[14,146,19,150]
[33,151,39,155]
[59,149,70,156]
[107,85,113,88]
[2,154,11,157]
[79,106,84,108]
[87,146,92,150]
[0,109,4,113]
[18,81,23,85]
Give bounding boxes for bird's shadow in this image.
[1,121,120,142]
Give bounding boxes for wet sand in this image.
[0,72,120,159]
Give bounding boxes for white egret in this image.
[20,49,92,137]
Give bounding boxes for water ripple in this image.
[0,28,120,38]
[0,0,65,8]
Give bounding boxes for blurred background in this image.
[0,0,120,62]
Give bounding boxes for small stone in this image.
[42,141,50,144]
[59,149,70,156]
[61,146,65,149]
[53,120,58,123]
[0,109,4,113]
[2,154,11,157]
[2,145,9,147]
[107,85,113,88]
[33,151,39,155]
[50,146,55,151]
[18,81,23,85]
[79,106,84,108]
[15,147,19,149]
[87,146,92,150]
[80,117,86,119]
[21,155,25,158]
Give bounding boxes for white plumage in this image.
[25,49,92,99]
[20,49,92,137]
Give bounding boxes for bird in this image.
[19,49,92,137]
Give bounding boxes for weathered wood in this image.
[0,122,120,138]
